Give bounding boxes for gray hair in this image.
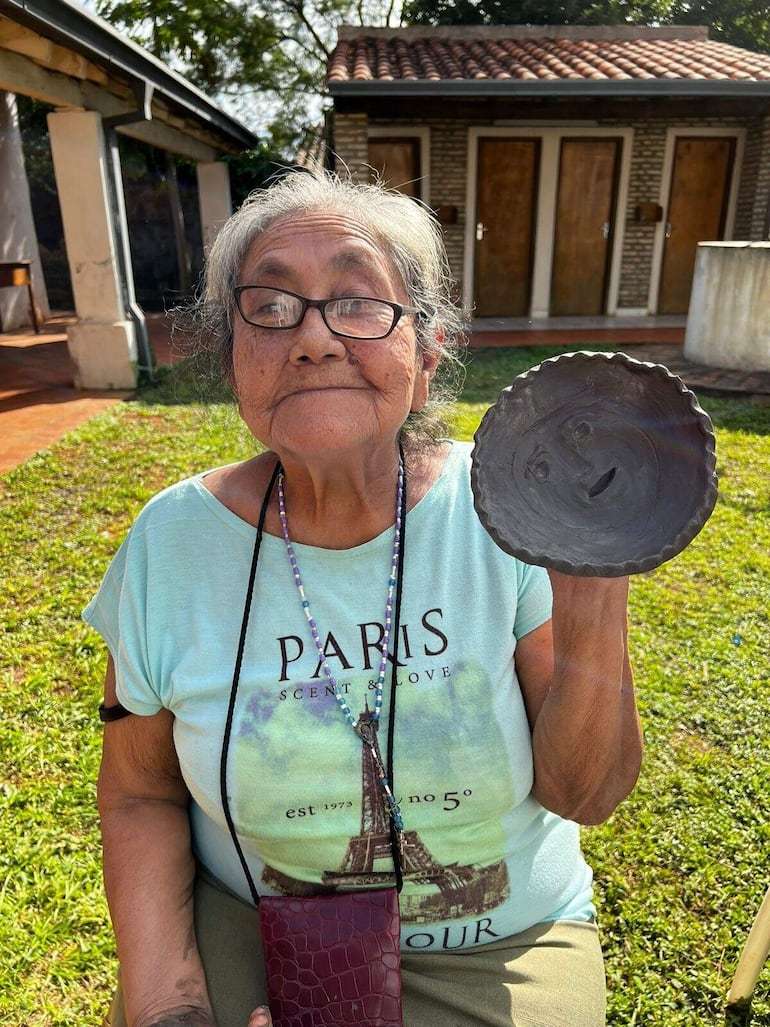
[178,166,467,443]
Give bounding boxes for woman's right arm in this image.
[97,655,216,1027]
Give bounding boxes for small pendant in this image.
[355,719,377,746]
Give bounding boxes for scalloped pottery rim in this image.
[471,351,718,577]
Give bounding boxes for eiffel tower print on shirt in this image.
[261,709,509,923]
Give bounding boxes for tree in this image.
[652,0,770,53]
[95,0,284,93]
[402,0,770,53]
[96,0,402,153]
[402,0,636,28]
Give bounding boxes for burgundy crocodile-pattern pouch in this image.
[258,887,402,1027]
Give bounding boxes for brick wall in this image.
[331,113,369,180]
[616,121,667,309]
[741,111,770,239]
[735,117,761,239]
[428,121,467,298]
[754,112,770,238]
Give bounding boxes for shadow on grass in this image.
[724,1001,753,1026]
[703,397,770,436]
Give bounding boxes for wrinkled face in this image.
[230,211,436,463]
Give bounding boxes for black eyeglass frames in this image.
[234,286,423,341]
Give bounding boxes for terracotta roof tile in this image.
[326,30,770,85]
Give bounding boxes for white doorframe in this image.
[648,127,745,314]
[464,125,634,318]
[366,125,431,204]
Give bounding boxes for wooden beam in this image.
[0,44,134,103]
[0,45,94,106]
[0,48,218,160]
[0,16,112,87]
[117,121,218,162]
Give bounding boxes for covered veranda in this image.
[0,0,257,389]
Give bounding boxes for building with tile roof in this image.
[326,25,770,321]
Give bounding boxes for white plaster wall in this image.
[685,242,770,372]
[0,90,50,330]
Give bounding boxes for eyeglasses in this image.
[234,286,423,341]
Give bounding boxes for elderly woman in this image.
[84,168,643,1027]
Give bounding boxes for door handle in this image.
[602,221,610,240]
[476,222,488,242]
[665,221,672,239]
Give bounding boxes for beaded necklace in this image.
[277,454,406,849]
[277,458,403,729]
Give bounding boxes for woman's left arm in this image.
[515,571,643,826]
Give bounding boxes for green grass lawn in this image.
[1,345,768,1026]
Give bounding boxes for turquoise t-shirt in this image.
[84,441,595,951]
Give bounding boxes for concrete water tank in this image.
[684,242,770,372]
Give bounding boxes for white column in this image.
[196,161,232,254]
[47,109,137,389]
[0,91,50,330]
[530,134,560,319]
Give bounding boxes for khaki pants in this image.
[106,870,606,1027]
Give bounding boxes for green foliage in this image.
[224,145,287,208]
[95,0,284,93]
[95,0,401,153]
[1,347,769,1023]
[402,0,770,53]
[403,0,631,27]
[653,0,770,52]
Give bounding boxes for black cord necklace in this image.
[220,446,408,903]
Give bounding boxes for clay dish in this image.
[470,351,718,576]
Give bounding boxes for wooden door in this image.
[658,136,736,315]
[550,138,621,316]
[367,139,420,197]
[474,138,539,317]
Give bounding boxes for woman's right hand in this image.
[247,1007,273,1027]
[144,1010,216,1027]
[144,1002,270,1026]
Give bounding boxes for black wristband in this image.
[98,701,133,722]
